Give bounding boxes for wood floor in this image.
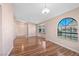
[10,36,79,56]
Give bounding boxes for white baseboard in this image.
[48,39,79,53]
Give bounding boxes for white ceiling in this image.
[13,3,79,24]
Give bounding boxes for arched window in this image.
[57,17,78,41]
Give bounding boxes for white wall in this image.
[40,7,79,53]
[28,23,36,37]
[0,5,2,55]
[2,4,16,55]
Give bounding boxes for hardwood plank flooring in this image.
[9,36,79,56]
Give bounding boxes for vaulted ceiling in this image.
[13,3,79,24]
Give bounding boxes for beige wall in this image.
[28,23,36,37]
[40,7,79,53]
[2,4,16,55]
[0,5,2,55]
[15,21,27,36]
[15,21,36,37]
